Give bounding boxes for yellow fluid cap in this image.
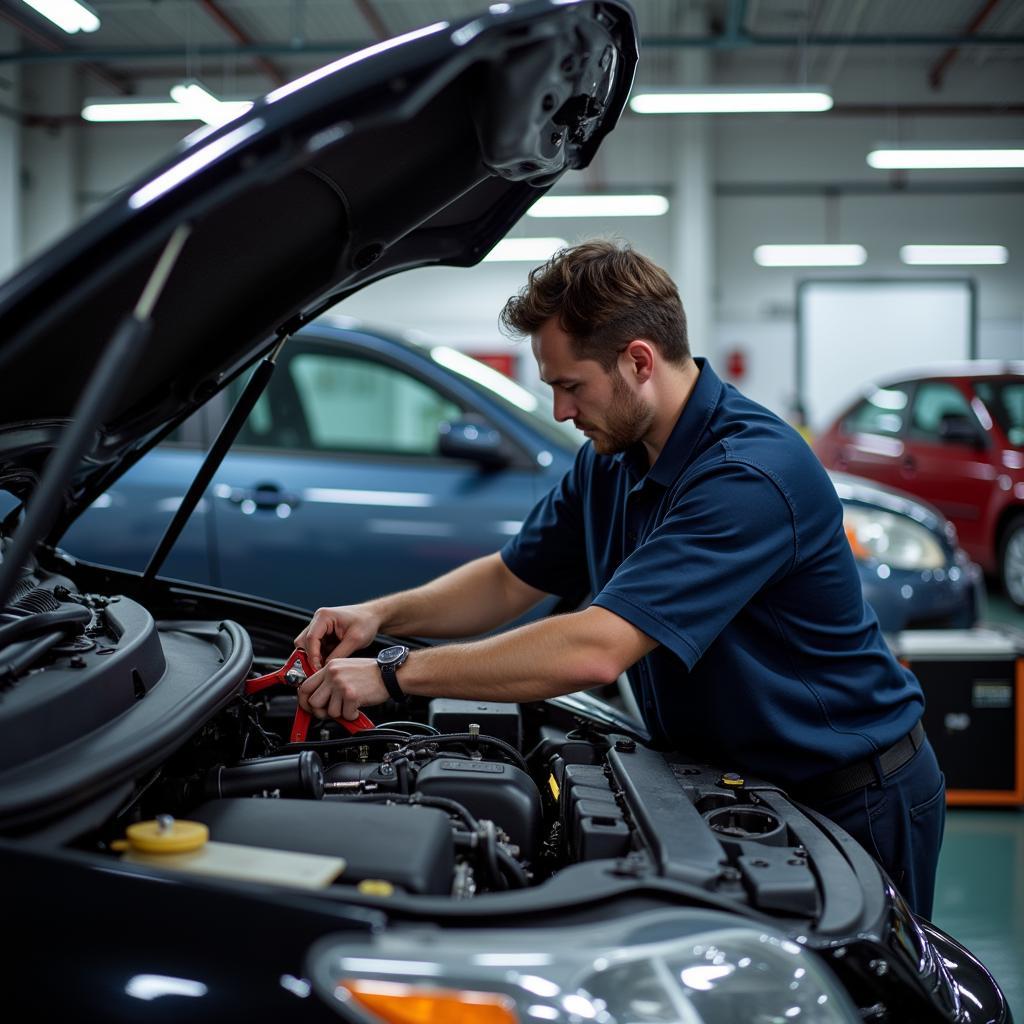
[357,880,395,897]
[721,773,745,787]
[120,817,209,854]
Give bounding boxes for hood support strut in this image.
[0,226,191,611]
[142,335,288,584]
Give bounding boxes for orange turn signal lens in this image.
[339,980,518,1024]
[844,522,870,561]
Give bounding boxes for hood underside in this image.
[0,0,637,535]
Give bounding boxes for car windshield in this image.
[428,345,582,452]
[974,379,1024,447]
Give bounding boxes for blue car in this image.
[62,318,981,630]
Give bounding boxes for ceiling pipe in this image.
[0,3,130,93]
[196,0,284,86]
[3,29,1024,66]
[928,0,1003,90]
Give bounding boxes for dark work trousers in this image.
[801,739,946,920]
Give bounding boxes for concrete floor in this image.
[930,589,1024,1021]
[934,808,1023,1020]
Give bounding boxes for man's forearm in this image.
[397,605,657,703]
[367,553,547,639]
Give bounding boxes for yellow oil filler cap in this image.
[357,879,395,897]
[720,773,745,788]
[111,815,209,855]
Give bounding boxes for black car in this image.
[0,3,1011,1022]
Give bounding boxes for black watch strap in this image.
[377,645,409,703]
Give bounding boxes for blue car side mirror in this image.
[438,419,509,468]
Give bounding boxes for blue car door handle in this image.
[220,483,302,513]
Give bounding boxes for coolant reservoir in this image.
[116,815,209,854]
[113,814,345,889]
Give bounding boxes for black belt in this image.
[798,720,926,802]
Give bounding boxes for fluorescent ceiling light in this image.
[754,244,867,267]
[630,88,832,114]
[527,194,669,217]
[82,101,197,123]
[82,84,253,125]
[900,245,1009,266]
[868,148,1024,169]
[483,237,566,262]
[170,82,252,126]
[21,0,99,33]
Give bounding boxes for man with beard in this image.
[294,240,945,918]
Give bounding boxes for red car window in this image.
[909,382,976,441]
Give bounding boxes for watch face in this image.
[378,645,407,665]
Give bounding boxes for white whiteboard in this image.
[799,280,974,432]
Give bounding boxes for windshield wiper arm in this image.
[0,226,191,611]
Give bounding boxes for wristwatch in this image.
[376,644,410,703]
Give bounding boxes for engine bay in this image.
[0,551,873,925]
[0,546,991,1022]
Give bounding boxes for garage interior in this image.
[0,0,1022,1015]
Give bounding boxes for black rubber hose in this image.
[0,605,91,649]
[394,756,411,795]
[332,792,481,833]
[380,721,440,736]
[496,844,529,889]
[393,733,529,773]
[0,630,68,682]
[274,729,413,753]
[481,819,506,891]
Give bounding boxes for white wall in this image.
[21,65,80,260]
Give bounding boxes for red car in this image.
[815,363,1024,606]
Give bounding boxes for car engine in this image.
[0,554,840,912]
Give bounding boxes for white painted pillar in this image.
[21,63,79,260]
[0,26,22,281]
[668,14,715,362]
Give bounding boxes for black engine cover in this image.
[191,798,454,895]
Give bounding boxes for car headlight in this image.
[843,506,947,571]
[307,911,860,1023]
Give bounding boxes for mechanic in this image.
[295,240,945,919]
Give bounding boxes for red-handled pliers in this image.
[244,649,375,742]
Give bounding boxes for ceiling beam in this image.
[354,0,389,41]
[928,0,1003,90]
[2,31,1023,67]
[196,0,284,86]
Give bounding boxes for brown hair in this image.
[499,239,689,369]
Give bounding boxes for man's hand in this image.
[294,604,382,669]
[297,658,388,721]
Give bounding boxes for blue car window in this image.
[288,353,463,456]
[910,382,975,441]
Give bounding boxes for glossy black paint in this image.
[1,840,377,1022]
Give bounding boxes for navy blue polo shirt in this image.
[501,359,923,787]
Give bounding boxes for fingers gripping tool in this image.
[244,649,374,742]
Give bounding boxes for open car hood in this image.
[0,0,636,536]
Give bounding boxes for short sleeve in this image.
[592,459,796,668]
[500,449,590,598]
